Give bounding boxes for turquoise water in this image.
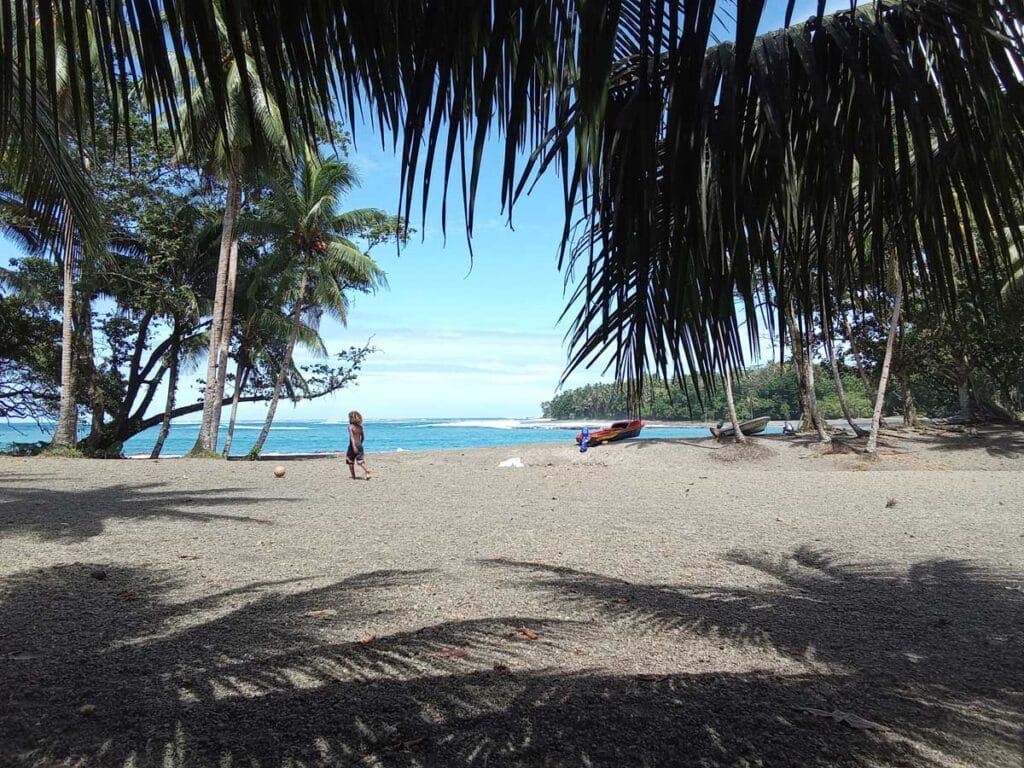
[0,418,781,457]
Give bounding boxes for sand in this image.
[0,427,1021,767]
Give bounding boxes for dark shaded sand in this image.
[0,427,1021,767]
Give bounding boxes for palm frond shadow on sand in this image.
[1,548,1021,767]
[482,550,1024,767]
[0,480,278,542]
[897,427,1024,460]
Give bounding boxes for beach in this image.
[1,428,1022,767]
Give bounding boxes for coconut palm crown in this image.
[244,148,387,458]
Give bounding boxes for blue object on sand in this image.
[579,427,590,452]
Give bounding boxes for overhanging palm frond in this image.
[4,0,1024,405]
[561,0,1024,408]
[0,186,47,254]
[2,1,746,235]
[0,68,100,256]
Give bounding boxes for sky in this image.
[1,0,848,421]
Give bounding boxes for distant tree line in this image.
[542,362,967,423]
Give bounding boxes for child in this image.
[345,410,371,480]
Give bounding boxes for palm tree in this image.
[175,3,297,456]
[221,258,325,457]
[48,208,81,448]
[713,328,746,444]
[822,321,868,437]
[558,2,1024,405]
[244,151,387,459]
[866,262,904,454]
[0,11,107,450]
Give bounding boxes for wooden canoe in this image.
[710,415,770,439]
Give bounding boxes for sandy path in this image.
[0,431,1021,767]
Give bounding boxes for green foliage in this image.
[39,445,85,458]
[544,364,893,422]
[847,272,1024,421]
[0,268,61,422]
[185,449,222,460]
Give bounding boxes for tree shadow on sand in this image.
[1,549,1021,767]
[0,481,279,542]
[899,426,1024,460]
[482,550,1024,767]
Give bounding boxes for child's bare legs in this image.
[357,460,371,479]
[346,459,357,479]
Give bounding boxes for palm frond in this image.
[561,0,1024,405]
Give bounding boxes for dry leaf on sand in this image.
[303,609,337,619]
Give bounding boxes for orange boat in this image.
[575,419,645,446]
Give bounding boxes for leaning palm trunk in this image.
[824,331,867,436]
[717,331,745,443]
[51,211,78,450]
[191,169,243,454]
[787,305,831,443]
[150,326,181,459]
[844,314,876,404]
[866,279,904,454]
[248,274,307,460]
[223,352,250,457]
[802,354,832,444]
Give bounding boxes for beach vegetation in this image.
[543,364,877,423]
[1,1,1023,454]
[175,5,310,457]
[0,280,60,425]
[38,445,85,459]
[242,150,394,459]
[0,97,387,455]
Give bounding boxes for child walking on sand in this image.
[346,411,371,480]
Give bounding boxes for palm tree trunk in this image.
[786,304,830,443]
[802,352,832,443]
[824,329,868,436]
[222,353,250,457]
[866,279,904,454]
[51,211,78,450]
[191,167,242,455]
[150,325,181,459]
[844,313,876,403]
[716,331,745,443]
[248,274,307,460]
[212,199,242,438]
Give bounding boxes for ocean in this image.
[0,418,782,457]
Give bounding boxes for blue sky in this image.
[1,1,847,420]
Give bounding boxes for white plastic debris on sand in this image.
[498,457,524,468]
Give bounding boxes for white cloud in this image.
[237,326,600,420]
